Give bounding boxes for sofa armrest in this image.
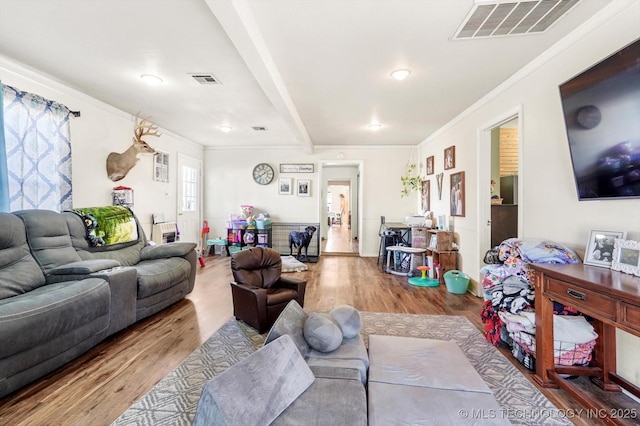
[140,242,196,260]
[45,266,138,335]
[48,259,121,275]
[277,276,307,307]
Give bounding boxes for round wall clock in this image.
[575,105,601,129]
[252,163,274,185]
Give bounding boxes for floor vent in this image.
[453,0,581,39]
[190,73,220,85]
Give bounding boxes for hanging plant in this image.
[400,163,422,197]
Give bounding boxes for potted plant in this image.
[400,163,422,197]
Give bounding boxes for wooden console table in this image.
[532,263,640,425]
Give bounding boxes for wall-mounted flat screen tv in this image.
[559,38,640,200]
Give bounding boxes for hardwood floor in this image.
[321,222,358,254]
[0,255,636,425]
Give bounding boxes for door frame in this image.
[319,160,363,255]
[476,105,523,296]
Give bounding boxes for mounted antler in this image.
[106,114,160,182]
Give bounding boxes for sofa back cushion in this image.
[231,247,282,289]
[0,213,46,299]
[63,211,145,266]
[13,209,83,275]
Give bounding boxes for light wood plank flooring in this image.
[0,255,636,425]
[321,222,358,254]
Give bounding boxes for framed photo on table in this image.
[611,239,640,276]
[584,230,626,267]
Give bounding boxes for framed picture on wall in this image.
[444,146,455,170]
[584,230,626,268]
[297,179,311,196]
[450,171,465,217]
[421,180,430,212]
[154,151,169,183]
[426,156,434,175]
[278,178,292,195]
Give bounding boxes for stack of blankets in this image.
[480,238,597,369]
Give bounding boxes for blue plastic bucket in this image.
[443,270,469,294]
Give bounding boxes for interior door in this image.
[177,154,202,246]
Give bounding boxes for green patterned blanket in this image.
[70,206,138,246]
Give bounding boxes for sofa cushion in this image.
[135,257,192,299]
[193,335,315,426]
[264,300,311,357]
[368,382,510,426]
[13,210,83,274]
[273,374,367,426]
[0,213,46,299]
[0,278,110,359]
[330,305,361,339]
[231,247,282,289]
[303,313,342,353]
[368,335,490,393]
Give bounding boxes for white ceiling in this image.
[0,0,609,152]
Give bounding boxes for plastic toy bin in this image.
[443,270,469,294]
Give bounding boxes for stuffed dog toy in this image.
[289,226,317,260]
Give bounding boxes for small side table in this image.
[385,246,426,276]
[207,239,230,257]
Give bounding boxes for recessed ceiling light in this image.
[219,125,232,132]
[140,74,163,85]
[369,123,382,131]
[390,69,411,81]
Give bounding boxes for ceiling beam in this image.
[206,0,314,154]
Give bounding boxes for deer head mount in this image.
[106,114,160,182]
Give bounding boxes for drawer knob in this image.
[567,288,586,301]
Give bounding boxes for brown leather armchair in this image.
[230,247,306,333]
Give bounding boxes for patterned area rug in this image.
[112,312,570,426]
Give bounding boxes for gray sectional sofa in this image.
[0,208,196,398]
[194,300,510,425]
[194,300,369,425]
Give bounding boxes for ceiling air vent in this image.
[190,73,220,85]
[453,0,581,39]
[252,126,268,131]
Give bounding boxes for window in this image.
[181,165,197,212]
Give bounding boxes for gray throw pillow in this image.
[303,313,343,353]
[330,305,361,339]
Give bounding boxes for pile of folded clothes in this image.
[480,238,595,370]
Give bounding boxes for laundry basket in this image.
[444,270,469,294]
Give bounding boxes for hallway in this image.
[321,222,358,255]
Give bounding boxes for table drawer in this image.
[620,302,640,336]
[545,278,616,320]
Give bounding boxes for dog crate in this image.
[271,222,320,262]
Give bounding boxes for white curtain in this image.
[1,84,72,212]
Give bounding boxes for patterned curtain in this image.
[1,83,72,212]
[0,82,9,212]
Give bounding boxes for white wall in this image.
[0,58,205,238]
[418,1,640,386]
[203,146,417,255]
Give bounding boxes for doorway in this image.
[477,107,523,296]
[320,162,361,256]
